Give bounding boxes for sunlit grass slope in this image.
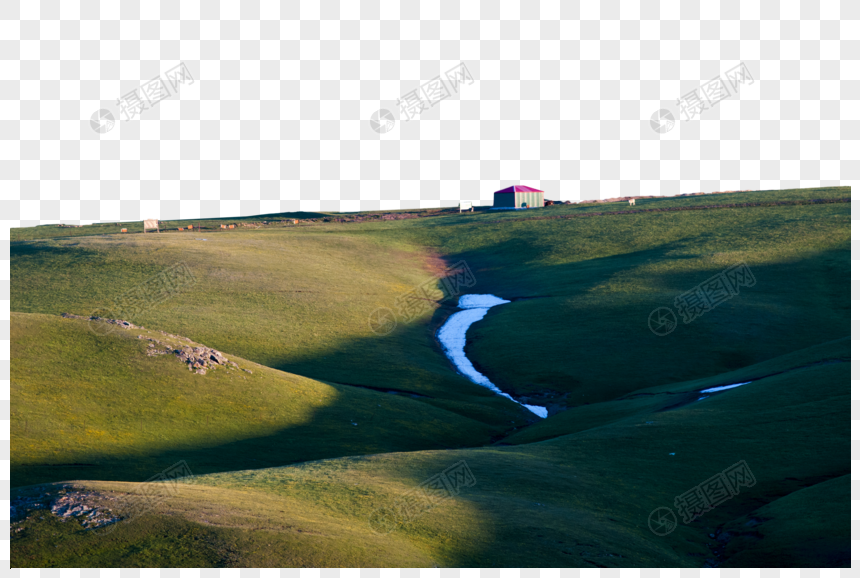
[9,186,850,567]
[11,188,850,413]
[10,231,531,427]
[11,312,505,488]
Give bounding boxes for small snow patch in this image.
[700,381,751,393]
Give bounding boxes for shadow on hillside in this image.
[215,232,849,414]
[11,310,535,491]
[12,346,850,567]
[13,238,848,486]
[261,239,696,385]
[11,240,99,259]
[421,239,849,406]
[12,394,485,491]
[9,199,852,566]
[320,355,850,567]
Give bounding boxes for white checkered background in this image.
[0,0,857,572]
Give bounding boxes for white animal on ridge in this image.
[629,199,636,206]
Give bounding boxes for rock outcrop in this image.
[141,336,239,375]
[11,485,121,531]
[51,490,121,529]
[62,312,139,329]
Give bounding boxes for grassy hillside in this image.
[717,475,850,567]
[11,312,510,488]
[10,186,850,567]
[400,199,849,407]
[11,187,849,413]
[8,207,462,242]
[12,337,848,567]
[500,337,850,445]
[8,212,330,242]
[10,186,847,243]
[10,230,531,427]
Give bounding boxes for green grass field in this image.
[11,312,510,488]
[10,186,850,567]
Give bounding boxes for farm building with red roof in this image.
[493,186,544,209]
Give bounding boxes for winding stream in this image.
[437,295,548,418]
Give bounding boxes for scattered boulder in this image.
[11,492,51,523]
[62,313,139,329]
[141,335,239,375]
[61,312,245,376]
[51,489,121,529]
[12,486,120,530]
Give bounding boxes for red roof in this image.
[493,186,544,195]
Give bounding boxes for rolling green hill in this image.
[11,188,849,412]
[10,186,850,567]
[716,475,850,567]
[396,194,849,408]
[11,337,849,567]
[11,312,512,488]
[500,337,850,445]
[9,229,532,427]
